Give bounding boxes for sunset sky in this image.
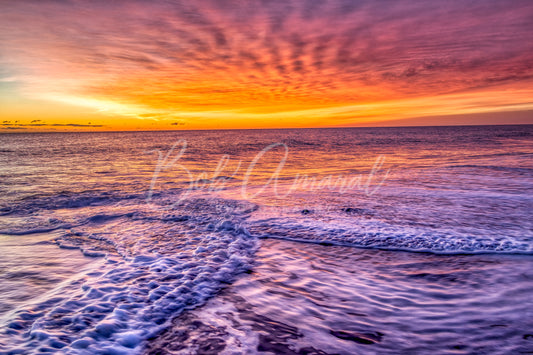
[1,0,532,131]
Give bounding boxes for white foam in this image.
[0,198,258,354]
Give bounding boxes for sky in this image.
[1,0,532,131]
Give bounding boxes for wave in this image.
[444,164,533,174]
[0,198,258,354]
[248,216,533,255]
[0,190,142,217]
[1,190,531,353]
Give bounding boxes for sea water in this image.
[0,126,532,354]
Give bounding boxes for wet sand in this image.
[146,239,533,354]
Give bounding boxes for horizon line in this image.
[1,122,532,134]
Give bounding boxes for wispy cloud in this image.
[1,0,532,126]
[1,122,104,127]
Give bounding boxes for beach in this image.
[147,239,533,354]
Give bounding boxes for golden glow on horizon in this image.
[3,86,531,131]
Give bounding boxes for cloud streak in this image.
[1,122,104,127]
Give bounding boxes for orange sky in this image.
[1,0,532,131]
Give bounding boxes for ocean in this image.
[0,126,532,354]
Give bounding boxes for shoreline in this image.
[145,238,533,354]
